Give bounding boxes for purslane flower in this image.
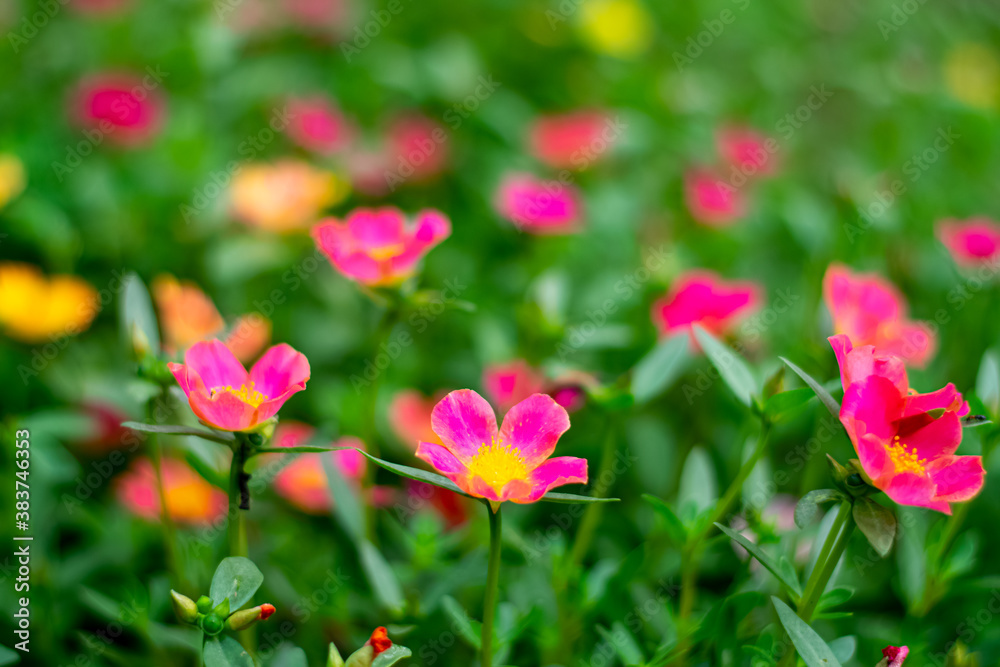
[495,173,582,235]
[0,262,99,343]
[270,422,368,514]
[528,110,614,170]
[415,390,587,504]
[878,646,909,667]
[823,263,936,368]
[684,167,746,227]
[937,217,1000,267]
[312,207,451,286]
[830,334,985,514]
[168,340,309,432]
[651,270,762,344]
[116,458,227,525]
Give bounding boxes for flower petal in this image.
[517,456,588,503]
[897,411,962,461]
[249,343,310,398]
[184,339,249,390]
[189,389,257,431]
[415,441,470,478]
[903,383,965,418]
[928,455,985,502]
[431,389,499,463]
[498,393,571,467]
[882,472,951,514]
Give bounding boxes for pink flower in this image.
[415,390,588,504]
[386,114,449,182]
[881,646,909,667]
[271,423,367,514]
[116,458,227,525]
[823,264,936,368]
[312,207,451,286]
[389,390,444,449]
[830,334,985,514]
[168,340,310,432]
[72,73,163,146]
[684,168,745,227]
[651,270,762,342]
[495,173,582,234]
[937,217,1000,267]
[483,360,546,413]
[528,111,613,170]
[286,96,351,155]
[716,125,778,178]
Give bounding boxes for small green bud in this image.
[170,590,199,624]
[201,613,225,636]
[327,642,345,667]
[344,645,374,667]
[196,595,214,614]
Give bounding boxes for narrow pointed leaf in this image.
[631,333,689,404]
[119,271,161,356]
[642,494,687,544]
[780,357,841,418]
[253,445,339,454]
[693,325,757,407]
[772,597,843,667]
[122,421,236,445]
[372,645,413,667]
[358,539,405,615]
[715,523,802,596]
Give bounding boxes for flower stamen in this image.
[210,381,269,408]
[466,438,528,493]
[887,436,927,475]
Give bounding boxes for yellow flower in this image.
[0,263,99,343]
[577,0,652,59]
[945,43,1000,110]
[230,160,350,232]
[0,154,26,209]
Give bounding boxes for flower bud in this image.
[327,642,345,667]
[196,595,214,614]
[201,613,225,636]
[344,645,374,667]
[170,590,199,624]
[365,627,392,656]
[225,603,277,631]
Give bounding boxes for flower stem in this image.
[227,439,249,558]
[148,389,182,587]
[481,504,502,667]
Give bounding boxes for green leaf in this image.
[323,452,365,541]
[327,642,345,667]
[441,596,482,649]
[715,523,802,597]
[209,557,264,611]
[271,645,309,667]
[122,421,236,445]
[693,325,757,407]
[764,388,816,422]
[372,645,413,667]
[678,447,716,520]
[642,494,688,544]
[976,349,1000,416]
[119,271,161,356]
[817,587,855,612]
[596,622,644,665]
[827,636,856,664]
[780,357,841,418]
[630,333,688,404]
[771,597,843,667]
[203,635,254,667]
[0,644,19,666]
[962,415,992,428]
[253,445,338,454]
[356,449,617,504]
[853,497,897,558]
[794,490,846,529]
[358,540,405,615]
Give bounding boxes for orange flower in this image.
[0,262,99,343]
[230,160,348,232]
[116,458,227,525]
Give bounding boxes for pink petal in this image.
[348,208,405,251]
[903,383,965,418]
[928,455,985,502]
[249,343,310,398]
[882,472,951,514]
[253,385,308,424]
[189,390,257,431]
[497,393,571,467]
[896,411,962,461]
[415,441,470,478]
[430,390,499,463]
[840,376,905,446]
[518,456,588,503]
[184,339,249,390]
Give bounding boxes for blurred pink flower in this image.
[483,360,546,413]
[528,110,613,170]
[117,458,227,525]
[415,390,587,504]
[651,270,762,343]
[830,335,984,514]
[389,390,445,449]
[386,114,449,182]
[168,341,310,432]
[282,0,347,27]
[823,263,936,368]
[684,168,745,227]
[287,96,351,155]
[716,125,778,178]
[72,72,164,145]
[496,173,582,234]
[937,217,1000,267]
[881,646,909,667]
[73,402,130,454]
[312,207,451,286]
[272,423,367,514]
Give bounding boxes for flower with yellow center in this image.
[416,389,588,505]
[577,0,652,59]
[0,262,99,343]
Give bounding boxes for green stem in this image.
[913,500,972,616]
[482,504,502,667]
[798,500,851,610]
[148,390,182,587]
[227,439,248,558]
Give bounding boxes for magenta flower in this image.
[830,334,985,514]
[716,125,778,178]
[386,114,449,181]
[287,96,351,155]
[880,646,909,667]
[495,173,582,235]
[415,390,587,504]
[823,263,936,368]
[72,73,163,146]
[312,207,451,286]
[271,422,368,514]
[937,217,1000,267]
[483,360,546,413]
[684,167,746,227]
[168,340,310,432]
[528,110,613,170]
[652,270,762,343]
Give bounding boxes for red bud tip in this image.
[259,603,276,620]
[366,627,392,656]
[882,646,909,667]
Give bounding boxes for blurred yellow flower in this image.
[0,154,26,209]
[577,0,652,59]
[0,263,99,343]
[945,43,1000,110]
[230,160,349,232]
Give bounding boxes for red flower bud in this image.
[259,603,276,620]
[366,627,392,656]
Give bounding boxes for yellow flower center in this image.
[887,436,927,475]
[210,382,269,408]
[368,243,406,261]
[466,440,528,493]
